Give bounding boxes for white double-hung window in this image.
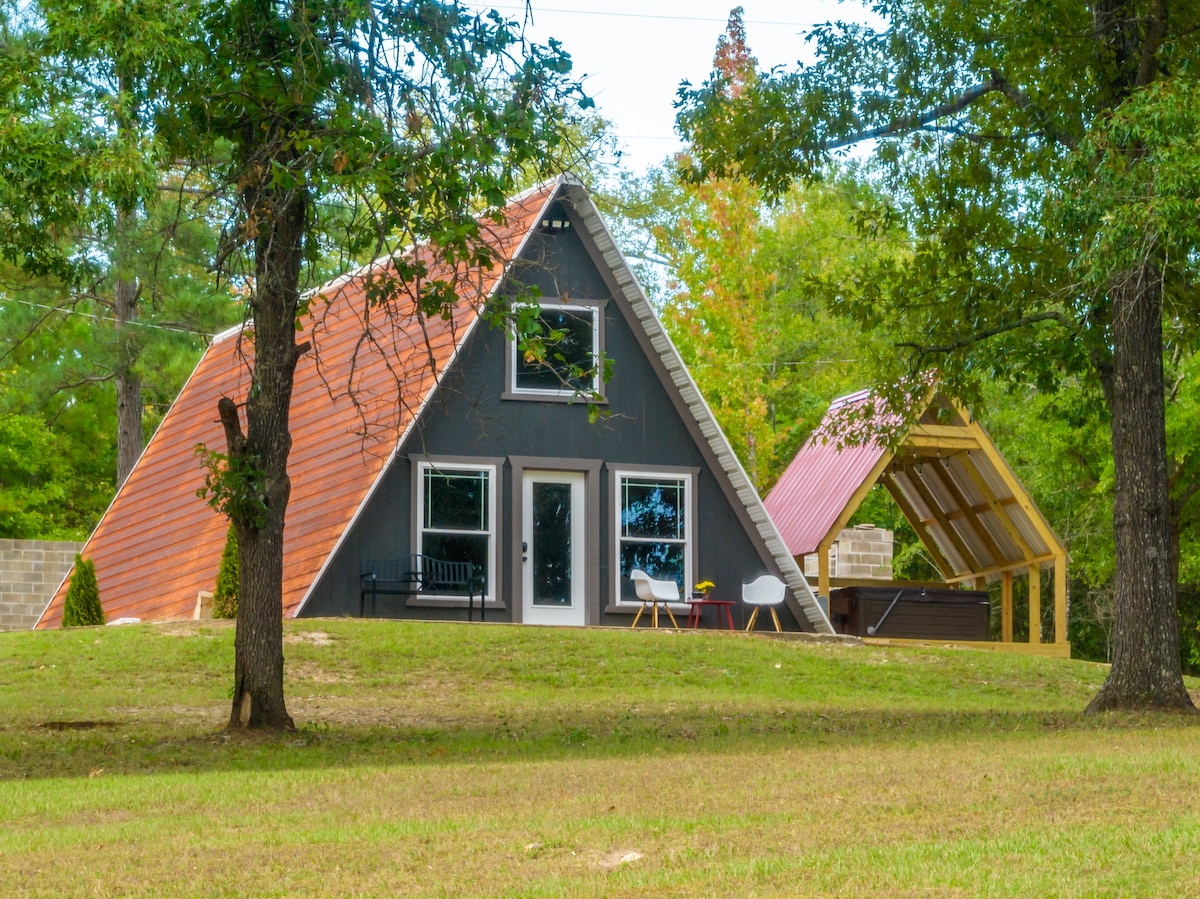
[416,462,496,597]
[614,470,693,604]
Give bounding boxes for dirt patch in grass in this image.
[151,620,233,637]
[287,660,350,685]
[285,630,335,646]
[591,848,645,870]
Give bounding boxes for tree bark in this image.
[114,273,142,488]
[222,170,306,731]
[1087,264,1196,713]
[112,69,144,490]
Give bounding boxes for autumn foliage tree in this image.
[641,10,903,490]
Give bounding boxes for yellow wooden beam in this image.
[1054,553,1068,645]
[1029,563,1042,644]
[817,540,832,601]
[964,416,1067,557]
[908,423,980,440]
[1001,569,1013,643]
[906,434,983,452]
[942,553,1057,584]
[957,452,1037,562]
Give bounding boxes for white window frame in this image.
[611,468,695,610]
[507,302,602,399]
[414,460,497,603]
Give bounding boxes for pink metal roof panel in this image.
[764,432,887,557]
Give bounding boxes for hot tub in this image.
[829,585,991,640]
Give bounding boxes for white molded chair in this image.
[630,569,681,629]
[743,574,787,632]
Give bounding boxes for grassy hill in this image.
[2,619,1198,897]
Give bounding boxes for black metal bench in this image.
[359,555,486,620]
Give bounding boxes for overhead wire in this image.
[0,296,226,339]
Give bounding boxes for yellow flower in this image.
[694,580,715,593]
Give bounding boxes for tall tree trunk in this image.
[114,273,142,487]
[1087,264,1195,713]
[112,71,143,489]
[220,173,306,731]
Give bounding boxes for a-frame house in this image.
[39,177,832,634]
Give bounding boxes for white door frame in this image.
[521,470,587,626]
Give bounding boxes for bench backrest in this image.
[361,555,483,593]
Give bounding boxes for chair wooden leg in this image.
[631,602,647,628]
[663,602,679,629]
[746,607,760,631]
[652,602,658,628]
[770,607,782,632]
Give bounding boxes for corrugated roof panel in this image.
[889,469,931,521]
[913,463,957,516]
[931,523,970,576]
[941,456,984,508]
[1006,503,1053,562]
[764,436,887,557]
[949,514,996,571]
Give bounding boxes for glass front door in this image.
[522,471,586,625]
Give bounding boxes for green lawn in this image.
[2,619,1197,897]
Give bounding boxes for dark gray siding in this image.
[303,198,800,628]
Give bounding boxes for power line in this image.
[0,296,225,339]
[472,3,823,29]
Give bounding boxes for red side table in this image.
[686,595,736,630]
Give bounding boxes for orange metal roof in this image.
[765,389,1067,582]
[38,181,556,627]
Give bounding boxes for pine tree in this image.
[213,525,239,619]
[62,554,104,627]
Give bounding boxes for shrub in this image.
[213,524,239,619]
[62,554,104,627]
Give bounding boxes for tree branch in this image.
[217,395,247,458]
[825,76,1003,150]
[1167,367,1187,405]
[989,70,1080,150]
[822,72,1079,153]
[895,310,1076,355]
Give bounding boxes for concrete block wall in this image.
[804,524,894,580]
[0,539,85,631]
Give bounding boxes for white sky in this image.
[463,1,876,175]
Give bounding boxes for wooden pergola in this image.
[765,389,1070,657]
